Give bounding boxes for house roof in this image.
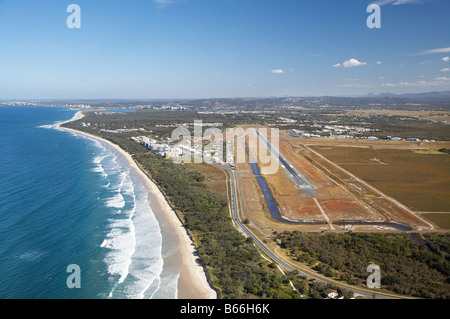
[323,289,338,295]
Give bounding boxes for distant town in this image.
[2,91,450,112]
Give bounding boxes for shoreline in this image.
[58,111,217,299]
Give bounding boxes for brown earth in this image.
[227,126,446,232]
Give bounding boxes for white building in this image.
[322,289,339,299]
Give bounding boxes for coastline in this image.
[58,111,217,299]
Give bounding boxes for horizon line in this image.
[1,90,450,102]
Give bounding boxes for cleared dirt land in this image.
[234,127,328,233]
[222,126,447,232]
[270,139,384,223]
[252,128,444,231]
[235,126,407,233]
[294,138,450,230]
[307,143,450,212]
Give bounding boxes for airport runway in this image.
[255,129,318,196]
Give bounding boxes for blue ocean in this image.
[0,106,179,299]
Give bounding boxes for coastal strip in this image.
[58,111,217,299]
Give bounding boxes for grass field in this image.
[308,145,450,212]
[413,149,444,154]
[247,129,387,225]
[420,213,450,229]
[319,110,450,119]
[346,109,450,122]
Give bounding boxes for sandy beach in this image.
[58,111,217,299]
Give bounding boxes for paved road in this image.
[215,163,405,299]
[219,164,298,272]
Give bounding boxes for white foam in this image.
[149,272,180,299]
[37,111,83,130]
[17,250,46,262]
[92,164,108,178]
[37,120,67,129]
[37,124,54,129]
[102,167,138,289]
[91,148,111,178]
[104,181,166,299]
[91,140,106,153]
[90,138,172,299]
[105,192,125,209]
[118,171,127,188]
[91,165,104,173]
[93,154,108,164]
[103,204,137,284]
[121,176,135,197]
[124,187,164,299]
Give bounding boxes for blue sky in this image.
[0,0,449,99]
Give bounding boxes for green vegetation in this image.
[63,110,450,299]
[66,106,450,142]
[65,110,271,138]
[361,115,450,141]
[413,149,445,154]
[81,131,302,299]
[275,231,450,299]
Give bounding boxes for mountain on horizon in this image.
[365,90,450,100]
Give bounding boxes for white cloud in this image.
[334,83,372,88]
[443,57,450,62]
[417,47,450,55]
[334,75,450,89]
[376,0,430,5]
[343,58,367,68]
[381,79,449,87]
[441,68,450,72]
[271,69,284,74]
[152,0,176,6]
[376,61,382,65]
[332,58,367,68]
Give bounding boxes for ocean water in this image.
[0,106,179,299]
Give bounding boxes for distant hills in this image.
[366,90,450,101]
[2,90,450,111]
